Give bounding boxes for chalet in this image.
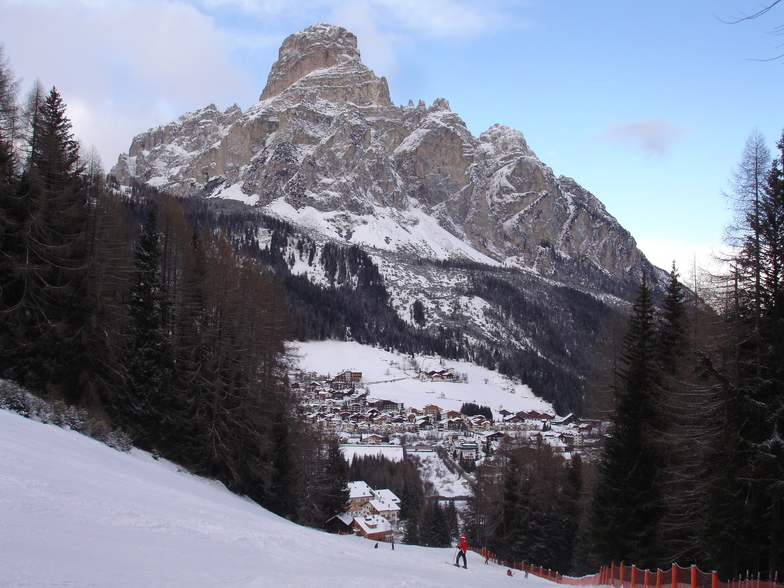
[552,413,576,427]
[373,489,401,507]
[457,442,479,461]
[352,515,392,541]
[423,404,441,421]
[368,498,400,524]
[445,418,467,431]
[518,410,545,420]
[345,482,401,526]
[417,416,432,430]
[361,434,383,445]
[324,513,354,535]
[347,481,375,517]
[445,410,463,420]
[484,431,506,444]
[470,416,492,431]
[369,399,402,413]
[419,367,456,382]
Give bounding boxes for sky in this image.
[1,0,783,276]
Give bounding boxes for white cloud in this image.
[0,0,257,164]
[0,0,529,165]
[602,117,690,158]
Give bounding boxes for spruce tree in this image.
[589,275,664,569]
[4,86,90,401]
[119,205,175,451]
[657,265,689,373]
[319,437,350,519]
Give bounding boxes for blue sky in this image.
[1,0,782,275]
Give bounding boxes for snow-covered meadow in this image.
[291,340,554,416]
[0,409,555,587]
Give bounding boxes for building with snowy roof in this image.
[346,481,401,525]
[352,515,392,541]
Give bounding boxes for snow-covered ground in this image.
[291,340,554,416]
[0,409,556,587]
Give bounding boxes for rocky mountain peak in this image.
[260,23,389,105]
[112,22,662,293]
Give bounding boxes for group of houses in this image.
[292,369,605,461]
[324,481,402,542]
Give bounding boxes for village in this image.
[293,365,606,543]
[293,367,605,461]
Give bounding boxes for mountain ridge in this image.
[111,22,660,286]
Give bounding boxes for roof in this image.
[353,515,392,534]
[373,488,400,504]
[369,499,400,513]
[348,481,374,500]
[326,513,354,527]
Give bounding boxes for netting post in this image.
[612,563,616,588]
[673,564,678,588]
[712,572,718,588]
[691,566,697,588]
[632,565,637,588]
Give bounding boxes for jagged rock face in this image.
[111,23,657,286]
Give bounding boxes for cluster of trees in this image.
[583,129,784,579]
[465,440,582,573]
[460,402,493,420]
[459,128,784,580]
[465,271,617,415]
[0,51,349,525]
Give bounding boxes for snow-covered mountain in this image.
[111,23,656,285]
[110,23,668,414]
[0,408,556,587]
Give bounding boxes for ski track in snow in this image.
[0,409,557,587]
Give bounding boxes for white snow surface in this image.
[0,409,556,587]
[265,197,499,265]
[291,340,553,415]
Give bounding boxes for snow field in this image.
[1,409,556,587]
[292,340,553,415]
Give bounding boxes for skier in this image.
[455,534,468,568]
[507,569,515,577]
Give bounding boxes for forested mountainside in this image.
[169,193,618,415]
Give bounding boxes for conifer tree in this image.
[589,275,664,569]
[657,265,689,373]
[3,86,90,401]
[119,205,175,450]
[319,437,351,519]
[698,130,784,579]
